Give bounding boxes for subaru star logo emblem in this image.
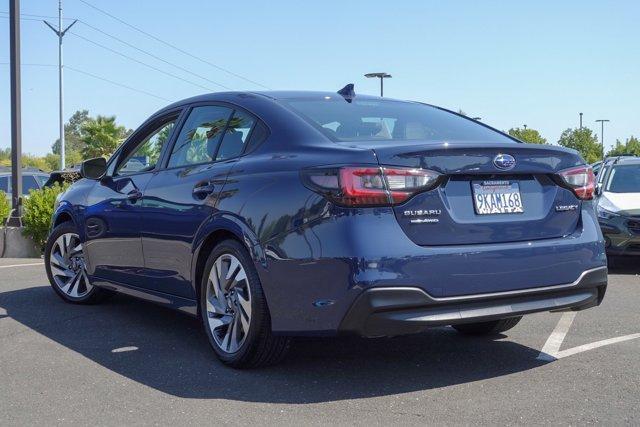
[493,153,516,170]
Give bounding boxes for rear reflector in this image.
[302,166,441,207]
[558,165,596,200]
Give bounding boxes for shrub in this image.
[0,191,10,225]
[22,183,69,248]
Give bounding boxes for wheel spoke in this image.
[55,236,67,258]
[229,315,241,352]
[51,252,67,269]
[206,282,225,314]
[59,271,78,294]
[237,292,251,332]
[68,242,83,258]
[67,272,82,297]
[51,264,74,278]
[209,261,224,301]
[207,315,225,331]
[228,267,246,291]
[221,318,234,351]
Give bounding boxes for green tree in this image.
[0,147,11,167]
[81,115,128,159]
[606,136,640,157]
[51,110,90,155]
[508,127,547,144]
[557,127,601,163]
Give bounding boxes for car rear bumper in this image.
[339,266,607,337]
[260,205,607,335]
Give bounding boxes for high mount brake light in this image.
[302,166,441,207]
[558,165,596,200]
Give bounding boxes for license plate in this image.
[472,181,524,215]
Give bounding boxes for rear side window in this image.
[284,98,514,144]
[245,121,269,154]
[215,110,256,161]
[22,175,39,194]
[0,176,8,193]
[168,106,233,168]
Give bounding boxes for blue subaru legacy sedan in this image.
[45,89,607,368]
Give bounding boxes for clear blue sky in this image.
[1,0,638,156]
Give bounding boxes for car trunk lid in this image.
[362,140,585,246]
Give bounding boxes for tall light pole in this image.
[579,112,583,129]
[365,72,392,97]
[8,0,23,225]
[523,124,527,130]
[595,119,610,160]
[44,0,77,170]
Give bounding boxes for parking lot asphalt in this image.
[1,258,639,426]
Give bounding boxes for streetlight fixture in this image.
[364,72,392,97]
[595,119,610,160]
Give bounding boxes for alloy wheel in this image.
[49,232,93,298]
[205,253,252,354]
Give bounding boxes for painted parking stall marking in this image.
[537,312,640,361]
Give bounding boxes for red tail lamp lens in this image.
[303,166,441,206]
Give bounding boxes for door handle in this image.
[193,181,216,197]
[127,189,143,202]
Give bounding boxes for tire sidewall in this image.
[199,239,267,365]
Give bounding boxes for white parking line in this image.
[0,262,44,269]
[537,312,640,361]
[537,312,577,361]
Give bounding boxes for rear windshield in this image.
[606,164,640,193]
[283,97,514,144]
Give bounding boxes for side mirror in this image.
[81,157,107,180]
[595,184,602,196]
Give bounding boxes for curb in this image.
[0,227,41,258]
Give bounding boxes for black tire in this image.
[45,221,107,304]
[452,316,522,335]
[199,239,290,368]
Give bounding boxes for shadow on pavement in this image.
[0,285,547,403]
[608,257,640,275]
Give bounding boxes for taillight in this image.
[558,165,596,200]
[302,166,441,207]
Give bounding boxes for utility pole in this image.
[579,112,583,129]
[8,0,22,226]
[364,72,392,97]
[44,0,77,170]
[595,119,610,160]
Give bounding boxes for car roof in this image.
[153,90,405,115]
[604,156,640,166]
